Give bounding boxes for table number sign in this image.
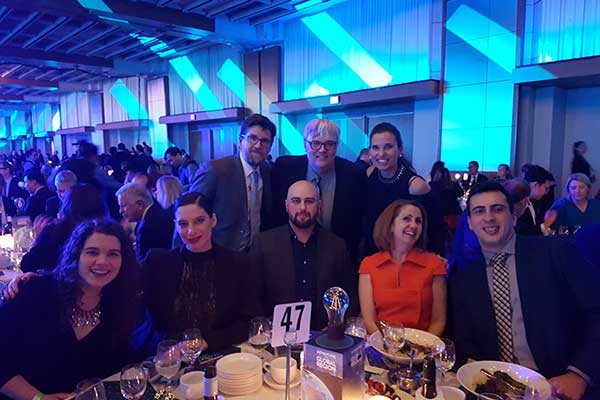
[271,301,312,347]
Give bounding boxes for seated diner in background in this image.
[0,219,141,400]
[358,199,447,337]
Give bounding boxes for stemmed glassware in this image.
[383,322,406,354]
[75,378,107,400]
[155,340,181,395]
[120,364,148,400]
[344,317,367,339]
[434,338,456,384]
[248,317,272,353]
[180,328,203,371]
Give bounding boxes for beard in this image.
[289,211,317,229]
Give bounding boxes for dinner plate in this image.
[367,328,445,363]
[263,371,301,390]
[216,353,262,376]
[456,360,552,400]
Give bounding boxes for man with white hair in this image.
[116,182,173,260]
[45,170,77,217]
[271,118,367,262]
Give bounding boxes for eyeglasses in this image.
[243,134,272,147]
[305,139,338,151]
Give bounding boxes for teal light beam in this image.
[301,12,392,88]
[169,56,223,111]
[109,79,149,120]
[217,59,246,103]
[77,0,112,13]
[446,5,517,73]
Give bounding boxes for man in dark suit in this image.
[271,118,366,262]
[116,183,174,260]
[461,160,488,194]
[449,181,600,400]
[0,161,27,202]
[189,114,276,252]
[516,165,555,235]
[251,180,356,329]
[23,170,56,222]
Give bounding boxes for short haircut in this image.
[24,169,46,186]
[467,181,514,216]
[55,170,77,187]
[370,122,403,147]
[303,118,340,141]
[564,173,592,198]
[174,191,214,216]
[501,178,530,204]
[523,165,554,185]
[240,114,277,140]
[164,146,181,159]
[79,141,98,158]
[116,183,153,207]
[469,160,479,168]
[373,199,428,252]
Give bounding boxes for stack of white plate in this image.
[216,353,263,396]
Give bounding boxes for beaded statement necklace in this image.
[377,164,406,185]
[69,303,102,328]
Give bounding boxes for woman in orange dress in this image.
[359,199,447,336]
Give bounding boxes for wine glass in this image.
[180,328,203,371]
[248,317,271,353]
[383,322,405,354]
[434,338,456,384]
[155,340,181,394]
[344,317,367,339]
[120,364,147,400]
[76,378,106,400]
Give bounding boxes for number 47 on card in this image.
[271,301,312,348]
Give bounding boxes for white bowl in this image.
[367,328,445,363]
[456,360,551,399]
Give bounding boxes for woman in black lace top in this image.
[142,192,260,352]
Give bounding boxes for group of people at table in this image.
[0,114,598,400]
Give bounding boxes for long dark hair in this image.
[369,122,416,173]
[54,219,141,344]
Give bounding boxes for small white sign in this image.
[271,301,312,347]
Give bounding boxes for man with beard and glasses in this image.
[189,114,275,252]
[250,180,357,329]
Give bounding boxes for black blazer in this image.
[21,221,72,273]
[271,155,367,262]
[45,196,60,218]
[515,205,543,236]
[23,187,56,221]
[135,202,174,261]
[250,225,357,330]
[448,235,600,386]
[5,177,28,201]
[142,245,261,352]
[190,155,272,252]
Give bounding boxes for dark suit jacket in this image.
[271,155,366,262]
[461,173,488,194]
[1,196,16,219]
[250,225,357,330]
[135,202,174,260]
[21,221,71,273]
[45,196,60,218]
[575,223,600,269]
[190,155,272,252]
[23,187,56,221]
[5,177,28,201]
[516,204,543,236]
[448,235,600,387]
[142,245,261,352]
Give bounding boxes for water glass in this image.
[248,317,271,351]
[76,378,106,400]
[155,339,181,391]
[383,322,405,353]
[120,364,147,400]
[344,317,367,339]
[180,328,203,369]
[435,338,456,384]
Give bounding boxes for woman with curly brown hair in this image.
[0,219,141,400]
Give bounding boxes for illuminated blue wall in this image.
[522,0,600,65]
[441,1,518,171]
[281,0,436,100]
